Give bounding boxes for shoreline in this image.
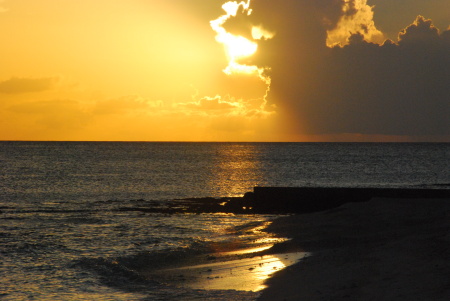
[137,220,305,293]
[257,197,450,300]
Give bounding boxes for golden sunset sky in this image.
[1,0,449,141]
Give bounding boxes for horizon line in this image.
[1,140,448,144]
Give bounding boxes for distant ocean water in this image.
[1,142,449,300]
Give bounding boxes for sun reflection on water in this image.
[208,144,266,197]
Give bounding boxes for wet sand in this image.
[150,251,307,292]
[258,197,450,300]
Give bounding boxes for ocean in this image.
[1,142,448,300]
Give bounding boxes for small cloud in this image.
[177,96,239,111]
[174,94,272,118]
[0,76,60,94]
[93,95,163,115]
[9,99,90,130]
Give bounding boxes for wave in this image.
[72,257,159,292]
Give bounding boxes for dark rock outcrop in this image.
[117,187,449,215]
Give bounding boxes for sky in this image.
[0,0,449,142]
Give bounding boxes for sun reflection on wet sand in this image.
[152,251,309,292]
[218,244,274,255]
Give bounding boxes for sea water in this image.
[1,142,448,300]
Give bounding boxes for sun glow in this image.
[223,34,258,60]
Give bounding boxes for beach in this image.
[257,197,450,300]
[135,195,450,300]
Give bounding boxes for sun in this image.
[221,33,258,60]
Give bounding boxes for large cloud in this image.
[247,1,449,139]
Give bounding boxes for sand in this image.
[257,197,450,300]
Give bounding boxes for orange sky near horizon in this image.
[1,0,449,142]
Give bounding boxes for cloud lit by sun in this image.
[210,0,272,79]
[326,0,384,46]
[209,0,274,116]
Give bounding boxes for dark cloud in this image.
[398,15,441,45]
[248,1,449,138]
[0,76,60,94]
